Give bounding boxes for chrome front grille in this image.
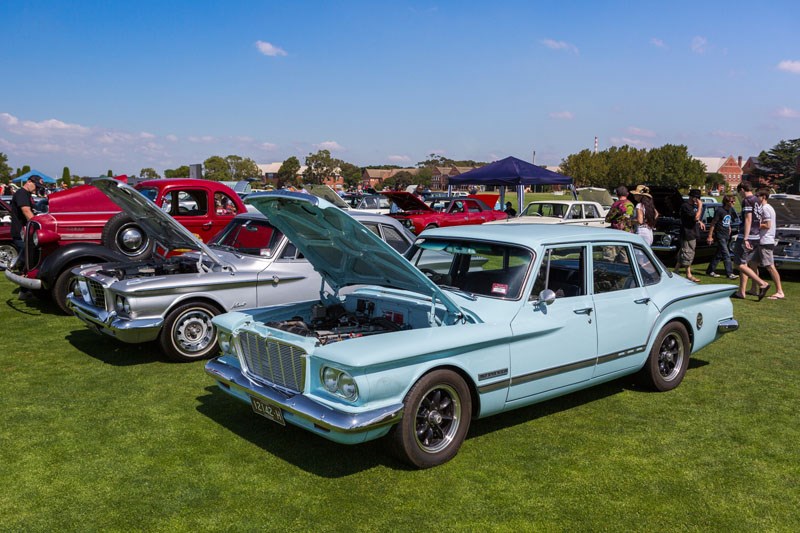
[237,332,306,393]
[86,280,106,309]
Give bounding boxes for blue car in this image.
[206,192,739,468]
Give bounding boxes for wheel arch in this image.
[648,315,695,356]
[163,294,226,318]
[38,243,129,288]
[409,363,481,420]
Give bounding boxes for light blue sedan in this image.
[205,192,738,468]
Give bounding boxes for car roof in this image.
[420,223,637,247]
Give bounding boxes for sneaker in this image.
[707,272,721,278]
[727,274,739,280]
[17,290,35,301]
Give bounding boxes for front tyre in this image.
[642,322,690,391]
[53,268,80,315]
[159,302,222,362]
[389,369,471,469]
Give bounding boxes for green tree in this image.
[0,152,11,183]
[107,169,113,177]
[227,155,260,180]
[304,150,337,185]
[560,149,609,188]
[416,166,433,187]
[19,165,31,177]
[164,165,190,178]
[338,161,362,189]
[276,156,301,187]
[61,166,71,184]
[139,167,161,180]
[754,138,800,192]
[391,170,415,190]
[203,156,231,181]
[706,172,724,191]
[644,144,704,188]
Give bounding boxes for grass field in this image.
[1,262,798,531]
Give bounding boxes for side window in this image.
[280,242,299,259]
[585,204,600,218]
[566,205,582,220]
[592,245,638,293]
[363,222,381,237]
[380,224,410,253]
[633,246,661,286]
[168,190,207,216]
[531,246,585,299]
[703,206,715,225]
[214,192,238,215]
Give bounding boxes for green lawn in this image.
[1,269,798,531]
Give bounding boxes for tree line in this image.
[2,138,797,191]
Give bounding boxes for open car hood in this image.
[647,186,685,218]
[245,191,464,315]
[305,184,352,210]
[769,194,800,225]
[381,191,434,212]
[92,179,226,266]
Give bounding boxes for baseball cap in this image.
[27,175,45,186]
[688,189,702,199]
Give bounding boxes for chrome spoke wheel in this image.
[0,244,19,269]
[414,384,461,454]
[658,331,685,381]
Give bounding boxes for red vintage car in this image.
[5,177,247,313]
[382,191,507,234]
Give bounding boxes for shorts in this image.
[759,243,775,267]
[733,238,759,265]
[678,239,696,266]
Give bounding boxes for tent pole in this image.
[517,184,523,215]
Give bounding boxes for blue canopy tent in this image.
[447,156,574,215]
[11,169,57,184]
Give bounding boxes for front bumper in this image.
[4,269,42,290]
[774,256,800,270]
[205,357,404,442]
[67,294,163,343]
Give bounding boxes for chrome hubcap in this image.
[174,310,214,354]
[119,227,145,254]
[0,245,18,268]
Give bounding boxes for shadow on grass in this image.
[196,386,396,477]
[65,329,165,366]
[4,293,61,316]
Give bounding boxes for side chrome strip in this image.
[596,345,646,365]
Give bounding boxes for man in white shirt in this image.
[752,189,784,299]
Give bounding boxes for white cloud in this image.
[775,107,800,119]
[165,134,179,142]
[139,132,156,139]
[314,141,344,151]
[610,137,649,148]
[627,126,656,138]
[255,40,288,57]
[691,36,708,54]
[260,142,278,150]
[388,154,410,162]
[710,130,749,140]
[777,60,800,74]
[541,39,579,55]
[650,38,667,49]
[0,112,90,137]
[549,111,574,120]
[188,135,216,143]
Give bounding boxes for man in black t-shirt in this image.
[705,194,738,279]
[9,175,44,277]
[675,189,705,282]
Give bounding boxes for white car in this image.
[487,200,608,227]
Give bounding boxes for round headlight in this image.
[660,234,672,246]
[322,367,339,392]
[32,231,39,247]
[337,372,358,400]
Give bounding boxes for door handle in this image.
[202,222,213,230]
[635,297,651,304]
[573,307,593,315]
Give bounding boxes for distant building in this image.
[430,165,481,190]
[257,162,344,190]
[361,168,419,189]
[693,156,743,189]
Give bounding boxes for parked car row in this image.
[7,181,740,469]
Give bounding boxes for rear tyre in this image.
[389,369,471,469]
[102,213,154,259]
[159,301,222,362]
[642,322,690,391]
[53,268,80,315]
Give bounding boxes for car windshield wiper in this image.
[439,285,477,301]
[210,244,242,257]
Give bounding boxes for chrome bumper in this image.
[67,294,163,343]
[774,256,800,270]
[650,244,677,252]
[717,318,739,333]
[205,357,404,434]
[4,269,42,290]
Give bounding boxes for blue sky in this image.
[1,0,798,178]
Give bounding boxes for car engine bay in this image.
[96,256,205,280]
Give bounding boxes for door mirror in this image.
[537,289,556,305]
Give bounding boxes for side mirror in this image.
[537,289,556,305]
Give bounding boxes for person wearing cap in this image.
[705,194,738,280]
[605,186,635,232]
[504,201,517,217]
[675,188,705,282]
[631,185,658,246]
[8,175,44,291]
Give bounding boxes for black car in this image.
[645,186,739,263]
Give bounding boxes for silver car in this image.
[67,181,414,362]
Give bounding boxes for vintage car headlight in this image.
[32,230,39,247]
[217,331,232,354]
[321,366,358,400]
[115,295,131,314]
[659,234,673,247]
